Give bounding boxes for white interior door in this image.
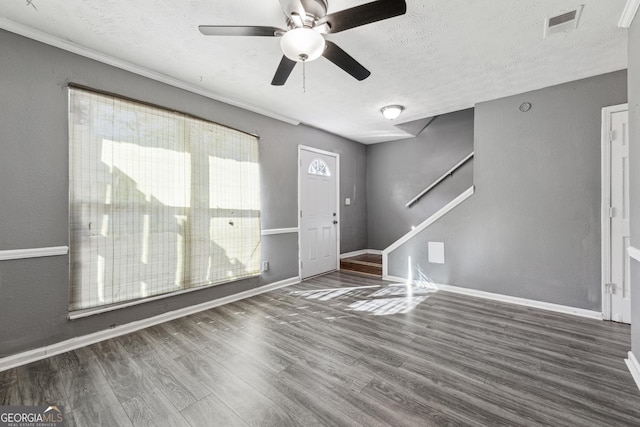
[604,105,631,323]
[299,147,339,279]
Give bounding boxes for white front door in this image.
[603,104,631,323]
[299,146,339,279]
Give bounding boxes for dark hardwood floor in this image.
[1,271,639,426]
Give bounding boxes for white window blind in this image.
[68,88,260,312]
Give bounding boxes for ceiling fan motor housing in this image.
[287,0,328,28]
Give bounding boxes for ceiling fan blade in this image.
[322,0,407,34]
[322,41,371,81]
[279,0,307,26]
[199,26,283,37]
[271,56,297,86]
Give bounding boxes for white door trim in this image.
[601,103,629,320]
[298,145,340,278]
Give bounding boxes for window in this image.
[308,158,331,176]
[68,88,260,312]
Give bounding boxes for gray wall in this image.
[367,109,474,249]
[388,71,627,311]
[628,18,640,356]
[0,29,367,358]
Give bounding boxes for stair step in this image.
[343,259,380,268]
[340,254,382,277]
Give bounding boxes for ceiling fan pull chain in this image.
[303,60,306,93]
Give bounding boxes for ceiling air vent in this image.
[544,5,584,38]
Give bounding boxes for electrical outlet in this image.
[262,261,269,272]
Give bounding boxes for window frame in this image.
[67,85,261,319]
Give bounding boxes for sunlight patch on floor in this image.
[348,295,430,315]
[288,285,381,301]
[289,281,438,316]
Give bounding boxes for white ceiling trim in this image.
[619,0,640,27]
[0,17,301,127]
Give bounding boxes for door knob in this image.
[333,220,338,225]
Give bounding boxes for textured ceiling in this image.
[0,0,630,144]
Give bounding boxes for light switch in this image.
[345,198,351,206]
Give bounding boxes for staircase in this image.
[340,253,382,277]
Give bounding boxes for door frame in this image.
[601,103,629,320]
[298,145,340,279]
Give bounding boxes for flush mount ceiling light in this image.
[381,105,404,120]
[280,27,325,62]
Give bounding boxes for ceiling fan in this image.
[198,0,407,86]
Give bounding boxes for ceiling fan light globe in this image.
[280,28,325,62]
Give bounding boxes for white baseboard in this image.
[0,276,299,372]
[384,275,414,284]
[340,250,367,258]
[382,275,602,320]
[340,249,382,259]
[626,351,640,391]
[436,283,603,319]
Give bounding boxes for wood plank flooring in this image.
[2,271,639,426]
